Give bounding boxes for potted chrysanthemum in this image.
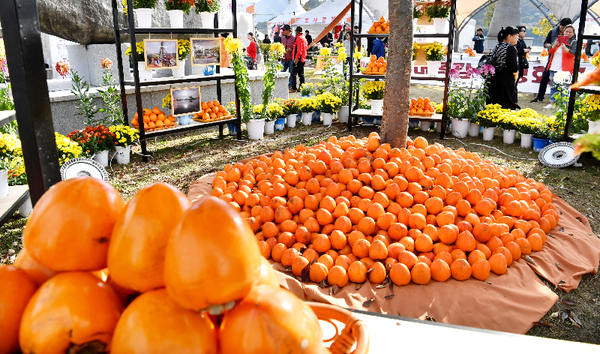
[362,81,385,114]
[195,0,220,28]
[317,92,342,127]
[109,125,139,164]
[123,0,157,28]
[299,97,319,126]
[165,0,194,28]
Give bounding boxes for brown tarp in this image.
[188,173,600,334]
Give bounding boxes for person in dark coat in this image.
[515,25,530,84]
[472,28,485,53]
[486,26,520,110]
[372,37,386,58]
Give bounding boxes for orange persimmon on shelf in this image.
[132,107,177,131]
[211,134,559,289]
[194,100,231,122]
[364,55,387,75]
[410,97,435,116]
[367,16,389,34]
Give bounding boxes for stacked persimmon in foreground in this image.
[0,178,328,354]
[211,134,558,287]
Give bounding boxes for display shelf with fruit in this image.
[348,0,457,139]
[131,107,179,132]
[111,0,242,161]
[367,16,389,34]
[363,55,387,75]
[192,100,235,123]
[409,97,436,117]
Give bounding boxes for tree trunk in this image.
[381,0,411,148]
[487,0,522,50]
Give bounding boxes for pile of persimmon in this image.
[0,178,328,354]
[211,133,559,289]
[194,100,231,122]
[131,107,176,131]
[364,55,387,74]
[367,16,389,34]
[410,97,436,116]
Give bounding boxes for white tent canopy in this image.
[267,0,306,26]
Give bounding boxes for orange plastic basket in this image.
[308,302,370,354]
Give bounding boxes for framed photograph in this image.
[171,86,202,116]
[191,37,221,66]
[144,39,179,70]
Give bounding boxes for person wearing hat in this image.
[290,26,308,93]
[531,17,572,103]
[472,28,485,54]
[281,24,295,89]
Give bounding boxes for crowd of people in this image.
[484,17,577,111]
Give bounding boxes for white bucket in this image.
[482,127,496,141]
[468,123,480,137]
[93,150,109,167]
[427,61,442,76]
[137,67,152,81]
[371,99,383,115]
[167,9,184,28]
[0,170,7,199]
[287,114,297,128]
[134,8,153,28]
[520,133,533,148]
[19,197,33,217]
[503,129,516,144]
[302,112,313,125]
[322,113,333,126]
[433,18,448,33]
[200,12,214,28]
[338,106,349,123]
[264,121,275,134]
[115,145,131,164]
[588,120,600,134]
[172,59,185,78]
[451,118,469,138]
[421,121,432,131]
[247,119,265,140]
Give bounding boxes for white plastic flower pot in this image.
[588,120,600,134]
[468,123,480,137]
[371,99,383,115]
[172,59,185,78]
[427,61,442,76]
[137,66,152,81]
[264,121,275,135]
[338,106,349,123]
[134,8,153,28]
[451,118,469,138]
[0,170,7,199]
[503,129,516,144]
[322,113,333,126]
[287,114,297,128]
[200,12,214,28]
[482,127,496,141]
[115,145,131,164]
[167,9,184,28]
[302,112,313,125]
[93,150,109,167]
[520,133,533,148]
[19,197,33,217]
[420,121,432,131]
[433,18,448,33]
[247,119,265,140]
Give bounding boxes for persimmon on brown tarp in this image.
[188,172,600,334]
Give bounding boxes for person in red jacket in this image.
[546,24,577,108]
[290,26,307,93]
[246,32,257,68]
